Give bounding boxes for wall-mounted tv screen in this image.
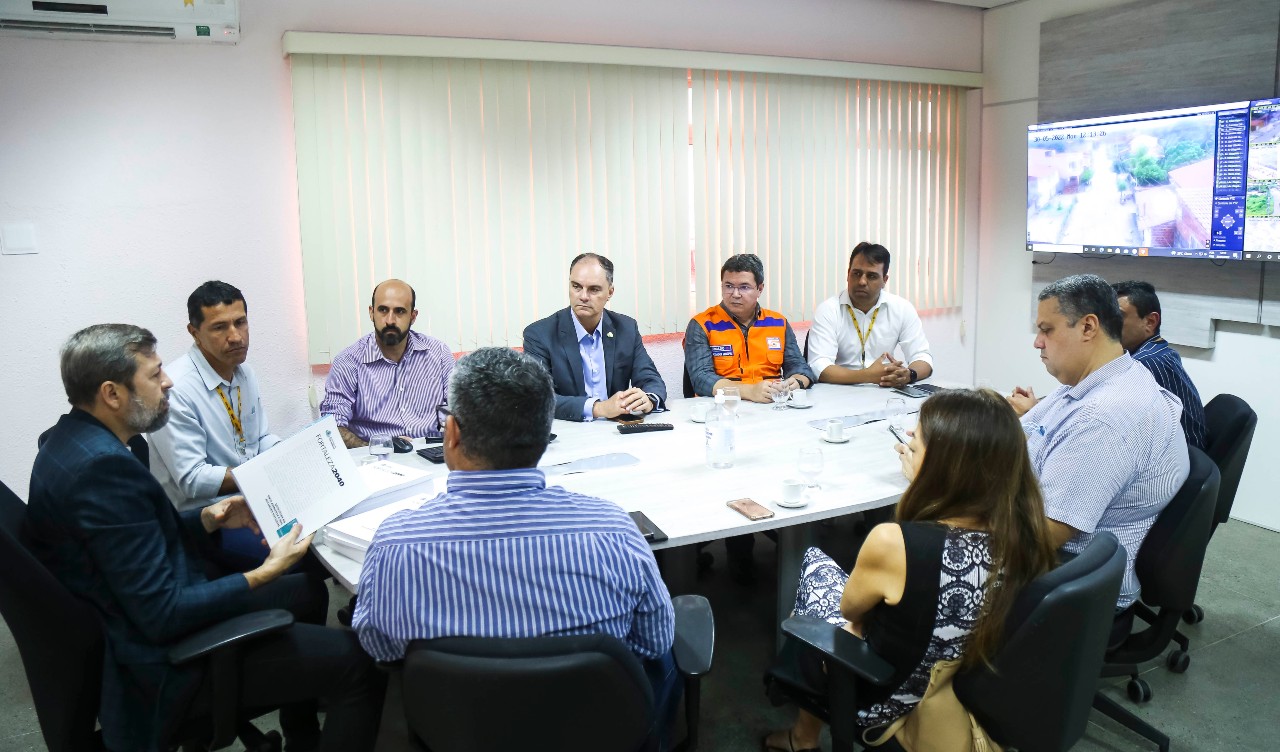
[1025,98,1280,261]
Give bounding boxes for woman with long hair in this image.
[765,388,1059,752]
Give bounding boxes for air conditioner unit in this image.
[0,0,239,43]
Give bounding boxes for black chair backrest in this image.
[0,481,104,752]
[1203,394,1256,527]
[402,632,655,752]
[1134,446,1219,611]
[955,533,1124,752]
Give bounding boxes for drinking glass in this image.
[368,435,394,464]
[797,447,824,488]
[886,397,907,430]
[769,379,790,410]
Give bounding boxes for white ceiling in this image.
[924,0,1022,7]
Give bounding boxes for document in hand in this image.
[232,415,369,545]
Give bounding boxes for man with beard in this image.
[150,281,281,510]
[25,324,385,752]
[320,279,455,448]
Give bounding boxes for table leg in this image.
[775,523,816,649]
[657,545,697,596]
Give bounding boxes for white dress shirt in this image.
[806,289,933,377]
[149,345,280,510]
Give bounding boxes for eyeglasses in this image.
[722,283,758,295]
[437,405,455,426]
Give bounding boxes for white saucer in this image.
[821,434,850,444]
[689,415,708,424]
[774,494,812,509]
[787,401,814,409]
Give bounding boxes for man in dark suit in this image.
[25,324,384,752]
[523,253,667,422]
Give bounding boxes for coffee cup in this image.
[782,478,806,505]
[790,388,810,406]
[689,399,712,421]
[826,419,845,441]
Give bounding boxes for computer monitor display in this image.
[1027,101,1252,261]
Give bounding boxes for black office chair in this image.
[0,479,294,752]
[1091,446,1219,752]
[1182,394,1256,625]
[763,533,1125,752]
[400,594,714,752]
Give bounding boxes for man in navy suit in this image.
[523,253,667,422]
[25,324,384,752]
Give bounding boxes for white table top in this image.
[314,383,919,592]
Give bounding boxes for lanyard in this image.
[214,384,247,449]
[847,304,881,366]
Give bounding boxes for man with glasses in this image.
[523,253,666,421]
[806,242,933,387]
[684,253,815,403]
[319,279,454,448]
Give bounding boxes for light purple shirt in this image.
[319,331,455,441]
[573,314,608,420]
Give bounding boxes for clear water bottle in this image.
[705,411,736,469]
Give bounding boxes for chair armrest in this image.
[167,609,295,665]
[780,615,895,686]
[672,594,714,677]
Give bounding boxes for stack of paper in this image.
[324,494,431,563]
[357,460,436,501]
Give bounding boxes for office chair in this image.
[1182,394,1256,625]
[1091,446,1219,752]
[0,479,294,752]
[400,594,714,752]
[763,533,1125,752]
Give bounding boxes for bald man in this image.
[319,279,455,448]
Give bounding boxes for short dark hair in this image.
[720,253,764,285]
[60,324,158,408]
[371,281,417,311]
[570,253,615,285]
[448,347,555,469]
[187,281,246,328]
[1038,274,1123,342]
[1112,280,1162,335]
[849,242,891,276]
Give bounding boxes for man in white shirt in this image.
[149,281,279,512]
[805,242,934,387]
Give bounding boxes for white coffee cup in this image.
[826,419,845,441]
[689,399,712,421]
[782,478,806,505]
[790,388,810,405]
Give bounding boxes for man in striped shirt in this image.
[320,279,454,448]
[1112,280,1207,450]
[353,347,678,737]
[1009,275,1189,611]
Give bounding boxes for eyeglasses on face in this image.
[722,283,758,295]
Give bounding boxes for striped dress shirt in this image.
[353,468,675,663]
[319,331,454,441]
[1132,336,1207,450]
[1022,354,1190,608]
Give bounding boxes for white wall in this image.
[978,0,1279,530]
[0,0,982,499]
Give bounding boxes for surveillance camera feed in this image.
[1025,99,1280,261]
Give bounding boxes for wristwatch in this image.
[908,368,918,384]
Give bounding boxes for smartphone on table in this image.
[727,498,775,521]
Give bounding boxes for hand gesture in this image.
[895,429,918,481]
[876,354,910,388]
[200,495,261,535]
[264,524,313,575]
[617,387,654,415]
[1007,386,1038,417]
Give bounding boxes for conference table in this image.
[313,383,919,631]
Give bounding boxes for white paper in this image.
[232,415,369,545]
[324,494,430,560]
[357,460,434,500]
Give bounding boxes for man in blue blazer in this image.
[523,253,667,422]
[25,324,384,752]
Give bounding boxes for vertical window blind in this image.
[691,71,967,323]
[290,55,691,362]
[289,54,966,363]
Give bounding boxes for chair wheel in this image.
[1182,604,1205,624]
[1127,678,1152,703]
[1166,649,1190,673]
